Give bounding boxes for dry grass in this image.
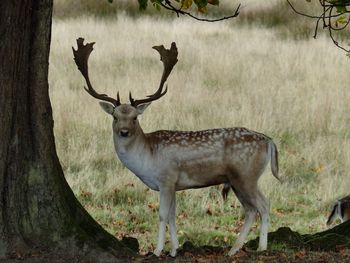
[50,13,350,253]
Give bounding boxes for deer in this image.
[72,38,280,257]
[327,195,350,226]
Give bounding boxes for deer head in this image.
[72,38,178,138]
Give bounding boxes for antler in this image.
[129,42,178,107]
[72,38,121,107]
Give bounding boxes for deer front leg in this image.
[169,192,179,257]
[153,186,175,257]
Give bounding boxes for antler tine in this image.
[130,42,178,107]
[72,38,121,107]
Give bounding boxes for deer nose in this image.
[119,129,129,137]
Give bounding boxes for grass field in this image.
[50,5,350,253]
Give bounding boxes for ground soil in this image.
[2,225,350,262]
[0,243,350,263]
[2,246,350,263]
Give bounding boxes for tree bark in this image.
[0,1,133,261]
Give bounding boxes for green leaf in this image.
[151,0,164,3]
[208,0,219,5]
[327,0,350,13]
[198,6,208,13]
[337,14,347,24]
[138,0,148,10]
[152,2,161,11]
[181,0,193,9]
[335,5,347,13]
[329,0,350,4]
[150,0,163,11]
[194,0,208,9]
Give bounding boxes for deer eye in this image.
[113,116,118,122]
[133,117,137,121]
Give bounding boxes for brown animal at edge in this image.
[327,195,350,225]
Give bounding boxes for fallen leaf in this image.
[113,220,125,226]
[272,208,284,217]
[206,205,213,216]
[80,190,92,198]
[316,255,327,263]
[233,249,247,258]
[148,202,159,211]
[312,165,325,174]
[178,213,188,219]
[295,250,306,260]
[336,244,346,255]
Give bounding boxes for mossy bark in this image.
[0,1,134,261]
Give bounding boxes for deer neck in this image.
[113,126,147,158]
[113,125,160,190]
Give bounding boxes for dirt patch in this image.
[3,223,350,262]
[2,245,350,263]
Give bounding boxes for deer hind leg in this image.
[154,187,175,257]
[228,185,258,256]
[228,183,270,256]
[228,205,257,256]
[255,190,270,251]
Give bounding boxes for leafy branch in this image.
[138,0,240,22]
[287,0,350,52]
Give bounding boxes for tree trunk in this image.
[0,1,133,261]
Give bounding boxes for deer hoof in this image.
[257,246,267,252]
[170,248,177,257]
[227,246,241,256]
[153,248,162,257]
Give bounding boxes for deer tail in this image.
[270,140,280,182]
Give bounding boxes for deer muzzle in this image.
[119,129,130,138]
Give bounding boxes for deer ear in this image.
[136,102,151,115]
[99,102,115,115]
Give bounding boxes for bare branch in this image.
[287,0,350,52]
[286,0,322,19]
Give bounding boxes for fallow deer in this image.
[327,195,350,225]
[72,38,280,257]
